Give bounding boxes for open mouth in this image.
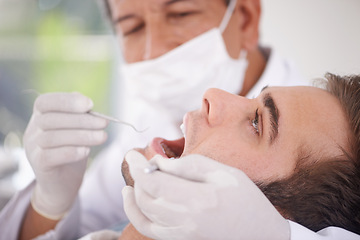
[159,138,185,158]
[123,137,185,187]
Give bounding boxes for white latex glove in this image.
[78,230,121,240]
[122,150,290,240]
[23,92,108,219]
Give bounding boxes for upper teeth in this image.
[180,123,186,138]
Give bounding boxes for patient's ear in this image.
[121,159,134,187]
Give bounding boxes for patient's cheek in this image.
[121,159,134,187]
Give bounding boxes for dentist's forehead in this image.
[109,0,204,14]
[112,0,200,4]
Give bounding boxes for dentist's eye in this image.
[123,23,145,36]
[168,11,198,19]
[252,109,260,135]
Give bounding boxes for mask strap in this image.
[219,0,237,34]
[238,49,247,59]
[144,31,152,60]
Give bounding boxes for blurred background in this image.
[0,0,359,209]
[0,0,117,209]
[261,0,360,79]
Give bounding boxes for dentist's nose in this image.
[202,88,251,126]
[142,23,180,60]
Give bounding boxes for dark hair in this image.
[258,73,360,234]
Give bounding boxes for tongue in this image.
[161,142,177,158]
[161,138,185,158]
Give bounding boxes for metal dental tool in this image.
[21,90,147,133]
[88,111,149,133]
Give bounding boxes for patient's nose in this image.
[202,89,232,126]
[202,88,252,127]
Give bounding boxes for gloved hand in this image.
[23,92,108,220]
[122,150,290,240]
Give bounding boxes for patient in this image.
[120,73,360,239]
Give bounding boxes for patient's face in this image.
[136,86,349,182]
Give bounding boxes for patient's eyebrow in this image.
[263,93,279,144]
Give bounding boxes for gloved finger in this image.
[154,154,241,183]
[79,230,120,240]
[131,166,209,202]
[122,186,158,239]
[32,146,90,167]
[125,150,154,176]
[36,112,108,130]
[133,184,188,226]
[150,225,187,240]
[37,130,107,148]
[125,151,214,202]
[34,92,93,113]
[125,150,152,167]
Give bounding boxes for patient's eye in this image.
[252,109,260,135]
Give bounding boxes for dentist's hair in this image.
[258,73,360,235]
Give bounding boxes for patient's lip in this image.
[149,138,168,158]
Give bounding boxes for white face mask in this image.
[120,0,247,121]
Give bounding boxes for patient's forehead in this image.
[268,86,350,161]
